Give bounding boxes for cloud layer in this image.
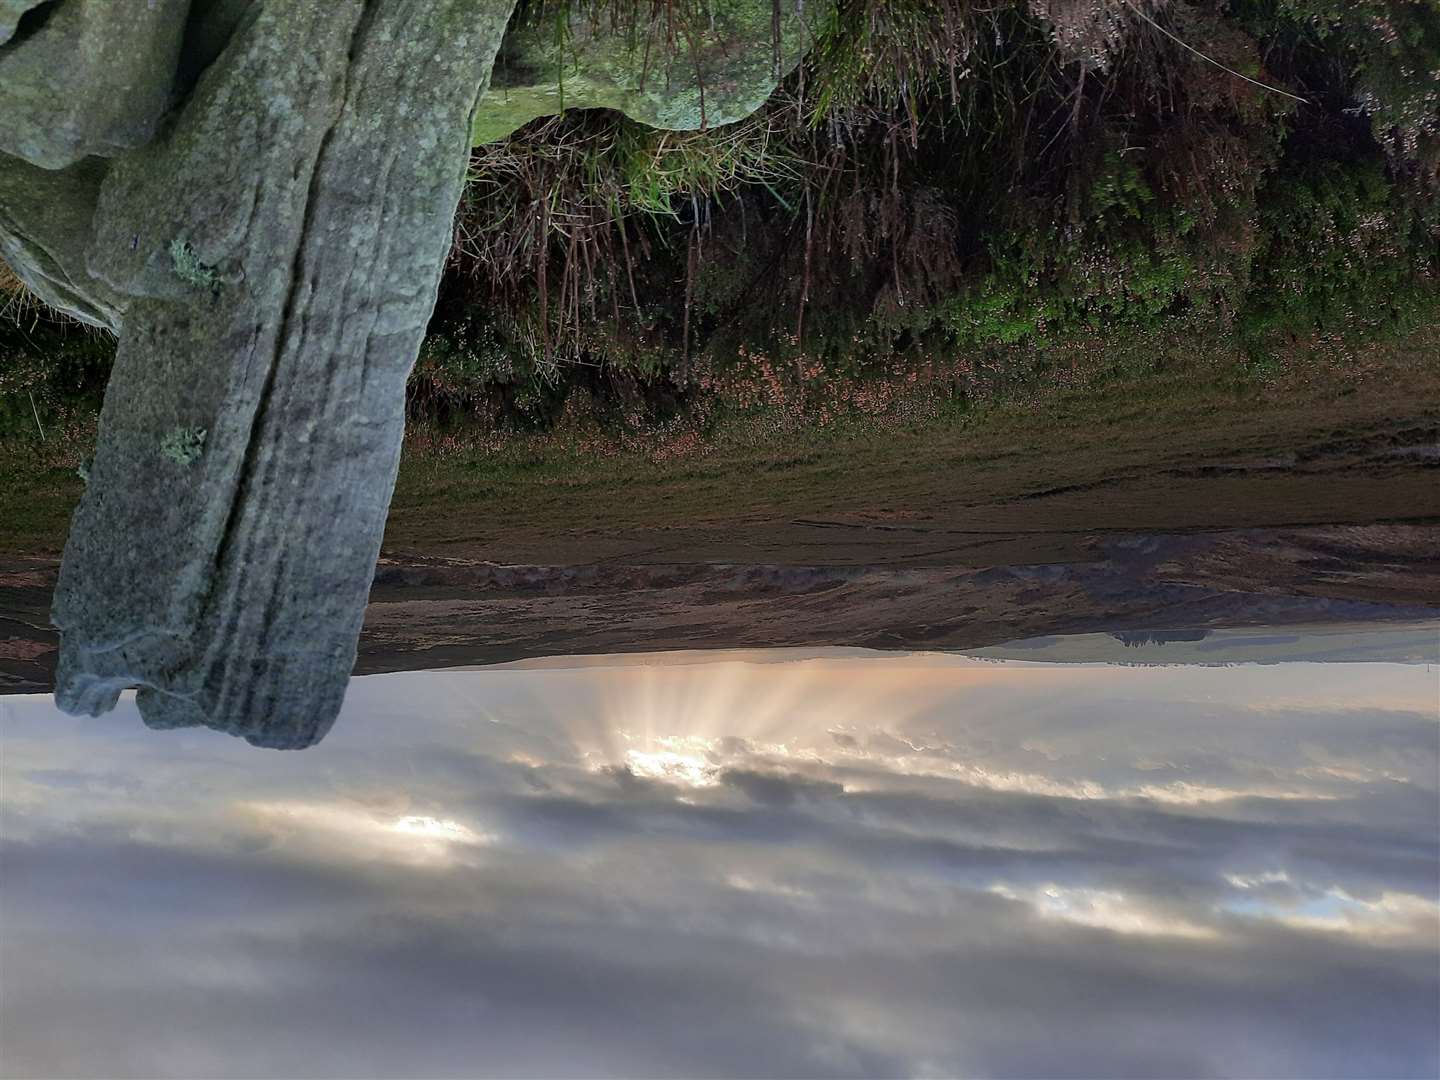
[1,643,1437,1078]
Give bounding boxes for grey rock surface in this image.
[0,0,51,46]
[53,0,519,748]
[473,0,817,144]
[0,153,123,328]
[0,0,191,168]
[1,1,809,749]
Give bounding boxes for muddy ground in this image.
[4,522,1437,696]
[5,365,1439,696]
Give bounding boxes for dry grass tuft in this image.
[0,258,49,325]
[0,260,23,296]
[0,260,34,323]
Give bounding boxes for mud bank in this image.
[3,524,1436,696]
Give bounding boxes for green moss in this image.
[473,0,818,144]
[159,425,206,466]
[929,150,1239,351]
[1240,157,1434,341]
[168,238,218,290]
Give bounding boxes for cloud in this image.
[720,767,845,806]
[1,643,1437,1078]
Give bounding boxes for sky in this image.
[1,637,1438,1078]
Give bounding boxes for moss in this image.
[472,0,818,145]
[159,425,206,466]
[926,148,1246,352]
[168,237,218,290]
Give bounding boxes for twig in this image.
[1122,0,1309,105]
[28,391,45,442]
[680,18,709,131]
[797,184,813,351]
[772,0,782,82]
[682,218,697,378]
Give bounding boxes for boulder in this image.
[0,154,122,328]
[0,0,191,168]
[473,0,816,144]
[0,0,53,46]
[53,0,517,748]
[0,1,814,748]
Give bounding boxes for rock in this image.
[473,0,818,144]
[0,0,191,169]
[175,0,261,90]
[0,0,51,46]
[0,153,123,328]
[0,2,813,749]
[53,0,518,749]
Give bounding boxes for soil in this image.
[5,362,1437,695]
[4,523,1437,696]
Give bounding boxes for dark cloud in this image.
[720,767,845,806]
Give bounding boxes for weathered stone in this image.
[0,2,814,749]
[0,0,52,46]
[53,0,520,749]
[473,0,817,144]
[0,0,191,169]
[175,0,260,90]
[0,153,123,328]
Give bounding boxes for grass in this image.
[0,263,38,325]
[382,320,1440,558]
[3,317,1436,562]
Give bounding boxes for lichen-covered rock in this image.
[0,1,812,749]
[0,153,123,328]
[472,0,818,144]
[53,0,519,749]
[0,0,51,46]
[0,0,191,169]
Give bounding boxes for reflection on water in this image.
[2,629,1438,1078]
[965,622,1440,666]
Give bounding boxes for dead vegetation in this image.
[417,0,1439,434]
